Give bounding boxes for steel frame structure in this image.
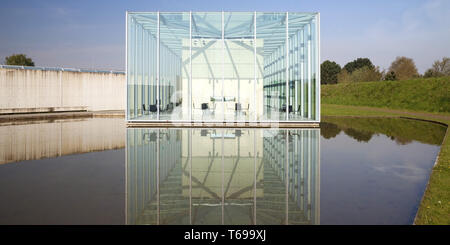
[126,12,320,124]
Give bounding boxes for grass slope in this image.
[321,76,450,113]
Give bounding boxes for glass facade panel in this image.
[159,13,189,121]
[287,13,320,121]
[191,12,222,122]
[223,12,256,122]
[127,12,320,122]
[257,12,287,121]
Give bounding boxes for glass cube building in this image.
[126,12,320,123]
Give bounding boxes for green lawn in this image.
[322,76,450,113]
[321,103,449,224]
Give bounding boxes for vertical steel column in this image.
[157,12,160,120]
[189,12,192,121]
[276,47,283,110]
[222,11,225,121]
[134,21,138,118]
[125,12,128,120]
[300,29,304,118]
[307,23,312,119]
[285,12,289,121]
[145,32,148,108]
[254,11,257,122]
[317,14,321,122]
[141,24,144,114]
[294,31,298,115]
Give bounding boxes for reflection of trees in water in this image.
[394,137,412,145]
[320,122,341,139]
[320,117,446,146]
[342,128,373,142]
[320,121,373,142]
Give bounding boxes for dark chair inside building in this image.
[142,104,158,114]
[167,102,174,112]
[149,104,158,112]
[142,104,148,114]
[201,102,215,117]
[235,103,242,111]
[282,104,293,113]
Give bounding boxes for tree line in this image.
[3,54,35,66]
[321,56,450,84]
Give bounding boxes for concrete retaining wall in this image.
[0,67,126,114]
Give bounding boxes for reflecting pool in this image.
[0,117,445,224]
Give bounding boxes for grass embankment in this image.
[321,77,450,225]
[322,76,450,113]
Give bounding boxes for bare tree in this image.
[432,57,450,76]
[424,57,450,78]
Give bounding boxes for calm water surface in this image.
[0,117,445,224]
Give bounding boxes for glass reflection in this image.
[126,128,320,225]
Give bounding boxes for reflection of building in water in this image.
[126,128,319,225]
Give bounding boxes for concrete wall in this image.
[0,67,125,114]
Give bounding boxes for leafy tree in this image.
[424,57,450,77]
[349,66,382,82]
[320,60,341,84]
[337,69,350,83]
[343,58,374,73]
[4,54,35,66]
[388,56,418,80]
[384,71,397,81]
[337,65,382,83]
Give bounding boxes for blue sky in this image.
[0,0,449,73]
